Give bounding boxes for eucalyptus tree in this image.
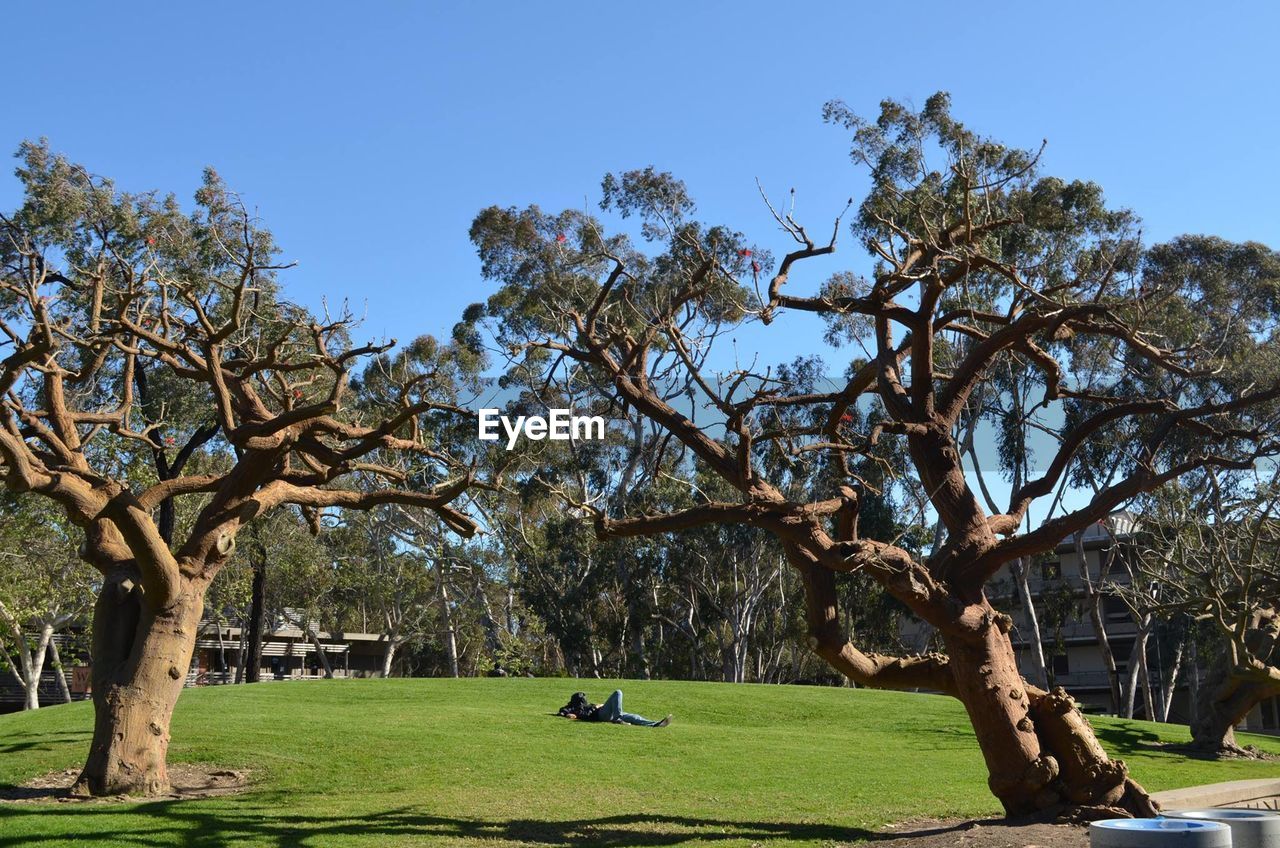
[0,144,487,795]
[0,494,95,708]
[262,511,343,676]
[667,484,783,683]
[327,506,442,678]
[469,95,1280,816]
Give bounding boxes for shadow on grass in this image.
[0,731,90,756]
[1085,721,1278,762]
[0,802,982,847]
[1090,721,1162,753]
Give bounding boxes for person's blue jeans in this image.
[595,690,659,725]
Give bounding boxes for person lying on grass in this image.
[557,690,672,727]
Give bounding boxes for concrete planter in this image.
[1163,809,1280,848]
[1090,818,1232,847]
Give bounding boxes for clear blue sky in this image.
[5,2,1276,363]
[5,2,1276,523]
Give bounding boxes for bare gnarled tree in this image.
[1134,476,1280,756]
[472,96,1280,816]
[0,144,487,795]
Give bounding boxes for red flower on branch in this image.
[751,261,761,274]
[555,233,567,244]
[739,249,752,257]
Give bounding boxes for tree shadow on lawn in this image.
[0,730,90,756]
[1084,722,1274,763]
[1089,721,1166,754]
[0,801,982,847]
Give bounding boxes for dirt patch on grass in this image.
[874,818,1088,848]
[0,763,250,803]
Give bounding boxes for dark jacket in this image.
[558,691,600,721]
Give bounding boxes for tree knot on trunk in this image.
[972,608,1015,635]
[988,753,1060,802]
[1096,759,1127,784]
[1035,687,1078,715]
[167,665,182,680]
[1025,754,1060,787]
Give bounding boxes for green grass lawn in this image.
[1,679,1278,847]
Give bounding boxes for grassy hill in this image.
[1,678,1278,847]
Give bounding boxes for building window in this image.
[1040,560,1062,581]
[1103,595,1130,622]
[1052,653,1070,676]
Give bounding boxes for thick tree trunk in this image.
[792,547,1155,818]
[72,573,204,797]
[942,610,1156,817]
[945,621,1050,814]
[1189,660,1280,755]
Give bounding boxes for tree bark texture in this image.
[1190,656,1280,755]
[72,575,204,796]
[793,548,1154,818]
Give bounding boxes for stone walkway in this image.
[1152,778,1280,811]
